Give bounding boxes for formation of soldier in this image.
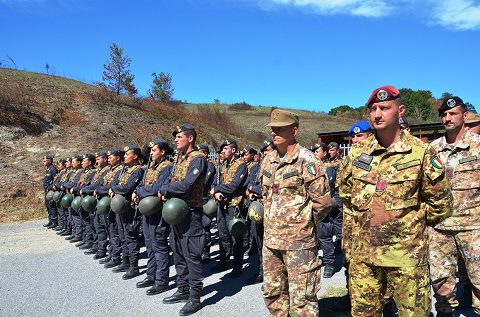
[41,86,480,317]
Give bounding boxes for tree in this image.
[148,72,174,102]
[399,88,436,122]
[102,43,137,96]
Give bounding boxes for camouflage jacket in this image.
[431,130,480,230]
[338,131,453,267]
[260,143,332,250]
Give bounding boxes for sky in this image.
[1,0,479,112]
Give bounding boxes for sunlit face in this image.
[243,151,253,163]
[441,106,467,133]
[222,145,236,160]
[72,159,81,169]
[271,125,297,147]
[96,156,107,167]
[108,154,120,166]
[467,122,480,135]
[328,147,339,159]
[175,132,192,152]
[369,100,403,131]
[351,132,370,145]
[315,148,327,161]
[124,150,137,165]
[150,145,165,162]
[82,157,93,169]
[43,159,51,167]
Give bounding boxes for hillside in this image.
[0,68,355,222]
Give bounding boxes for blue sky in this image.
[1,0,479,112]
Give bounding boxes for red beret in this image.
[366,85,400,108]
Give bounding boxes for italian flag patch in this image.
[307,163,317,175]
[431,156,443,169]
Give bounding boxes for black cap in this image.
[328,142,339,149]
[72,156,83,162]
[83,154,96,162]
[438,96,465,115]
[124,144,140,152]
[58,159,67,164]
[149,138,169,149]
[95,151,108,158]
[197,143,209,152]
[108,149,124,157]
[260,136,273,152]
[66,157,72,162]
[172,123,195,137]
[43,155,53,161]
[221,137,237,149]
[243,145,257,154]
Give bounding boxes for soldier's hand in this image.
[70,188,73,194]
[132,193,139,204]
[214,192,224,201]
[209,188,215,197]
[108,189,114,197]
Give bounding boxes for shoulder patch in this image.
[459,155,477,164]
[342,157,349,168]
[431,156,444,169]
[263,170,272,178]
[306,163,317,175]
[192,168,200,175]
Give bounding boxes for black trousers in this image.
[119,207,141,265]
[143,213,170,286]
[217,205,245,269]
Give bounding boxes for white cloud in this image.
[258,0,394,17]
[429,0,480,31]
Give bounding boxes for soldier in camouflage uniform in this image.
[260,109,332,317]
[338,86,453,317]
[429,96,480,317]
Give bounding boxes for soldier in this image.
[42,155,58,228]
[109,145,144,279]
[63,156,84,243]
[348,120,373,145]
[429,96,480,317]
[81,151,111,258]
[50,159,67,231]
[197,143,216,261]
[59,158,76,237]
[132,139,172,295]
[314,142,329,162]
[71,154,96,250]
[326,142,342,168]
[210,137,248,277]
[242,145,258,255]
[466,112,480,135]
[338,85,453,317]
[159,123,207,316]
[56,158,73,236]
[260,109,332,316]
[95,149,124,267]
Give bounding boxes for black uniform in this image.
[43,164,58,225]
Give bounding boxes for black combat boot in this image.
[163,289,190,304]
[103,257,121,268]
[112,258,130,272]
[179,298,202,316]
[122,263,140,280]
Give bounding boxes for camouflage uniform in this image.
[338,131,452,317]
[429,130,480,315]
[260,143,332,317]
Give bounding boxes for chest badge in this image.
[375,179,387,193]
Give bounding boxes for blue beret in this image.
[348,120,372,135]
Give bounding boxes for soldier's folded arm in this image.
[159,156,205,198]
[212,163,247,195]
[421,146,454,225]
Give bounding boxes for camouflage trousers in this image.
[428,227,480,315]
[349,261,430,317]
[262,246,322,317]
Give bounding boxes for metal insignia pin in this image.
[447,99,456,108]
[377,89,388,101]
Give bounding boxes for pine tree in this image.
[102,43,137,97]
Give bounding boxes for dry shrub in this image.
[59,109,86,127]
[90,82,116,104]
